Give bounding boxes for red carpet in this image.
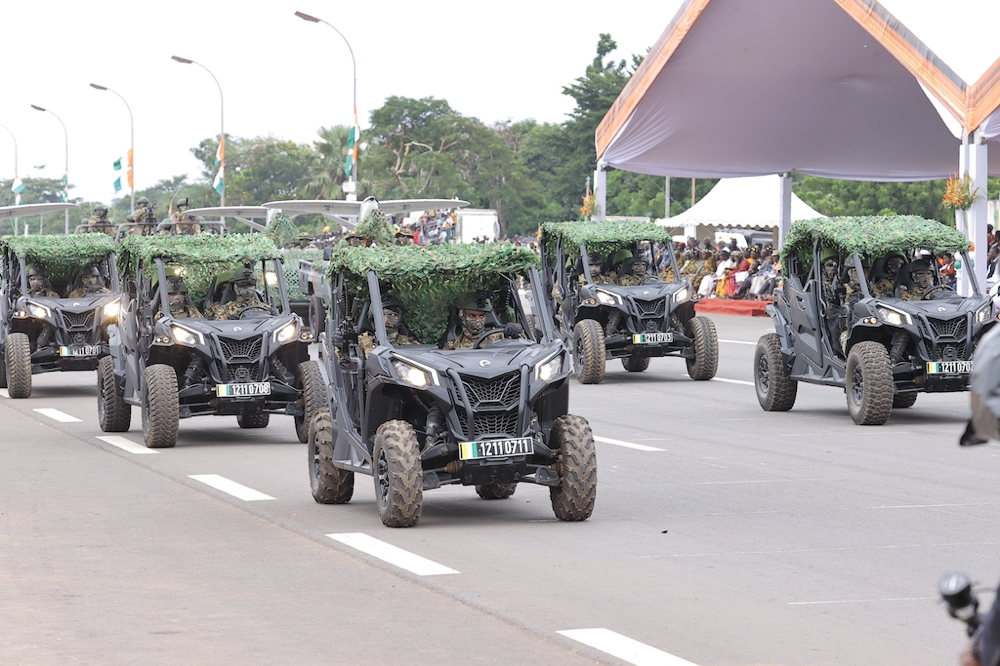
[694,298,771,317]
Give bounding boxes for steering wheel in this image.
[237,304,272,319]
[473,328,506,349]
[920,285,952,299]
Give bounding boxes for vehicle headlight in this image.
[392,359,431,389]
[103,299,121,318]
[27,303,50,319]
[977,303,994,324]
[876,305,912,327]
[535,354,563,382]
[596,290,621,306]
[673,287,690,303]
[273,321,298,345]
[170,324,203,346]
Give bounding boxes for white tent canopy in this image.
[663,176,823,230]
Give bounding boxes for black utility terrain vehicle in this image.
[100,234,324,447]
[308,242,597,527]
[755,216,996,425]
[540,221,717,384]
[0,232,119,398]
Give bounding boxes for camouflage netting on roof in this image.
[352,208,395,247]
[326,243,539,343]
[1,233,117,281]
[541,221,672,259]
[118,233,283,302]
[266,213,300,249]
[280,248,324,303]
[782,216,970,267]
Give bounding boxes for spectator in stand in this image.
[698,249,732,297]
[938,251,957,287]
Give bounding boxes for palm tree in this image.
[300,125,372,199]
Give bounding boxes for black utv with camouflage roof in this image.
[540,221,718,384]
[755,216,996,425]
[99,234,324,447]
[0,233,120,398]
[308,242,597,528]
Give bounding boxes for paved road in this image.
[2,314,994,665]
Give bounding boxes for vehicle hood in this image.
[388,341,565,379]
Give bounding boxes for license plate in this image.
[926,361,972,374]
[59,345,100,357]
[459,437,533,460]
[216,382,271,397]
[632,332,672,344]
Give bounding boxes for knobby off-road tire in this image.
[475,483,517,499]
[685,315,719,380]
[308,410,354,504]
[374,420,423,527]
[309,295,326,339]
[142,364,179,448]
[97,355,131,432]
[295,360,325,444]
[573,319,605,384]
[754,333,797,412]
[237,409,270,428]
[0,341,8,389]
[845,341,894,426]
[549,414,597,521]
[6,332,32,398]
[893,392,918,409]
[621,355,650,373]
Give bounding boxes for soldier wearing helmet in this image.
[395,227,415,246]
[358,295,418,358]
[156,275,202,320]
[444,291,521,350]
[168,196,201,235]
[81,204,116,237]
[872,253,907,299]
[900,259,938,301]
[67,265,110,298]
[26,263,58,298]
[580,251,612,286]
[205,267,271,320]
[618,256,652,286]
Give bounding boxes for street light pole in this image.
[171,56,225,208]
[90,83,135,214]
[295,10,359,201]
[30,104,69,233]
[0,122,20,233]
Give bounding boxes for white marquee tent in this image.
[662,176,824,232]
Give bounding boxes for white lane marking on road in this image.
[0,388,8,398]
[679,373,754,386]
[328,533,458,576]
[864,503,993,509]
[594,436,665,452]
[188,474,275,501]
[97,435,158,455]
[558,628,699,666]
[718,339,757,345]
[33,408,82,423]
[789,597,935,605]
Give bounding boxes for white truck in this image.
[454,208,500,243]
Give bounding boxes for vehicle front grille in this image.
[457,410,521,439]
[634,298,666,317]
[226,363,262,383]
[926,316,968,339]
[219,336,263,362]
[63,311,95,329]
[929,342,968,362]
[459,372,520,408]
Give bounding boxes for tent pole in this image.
[593,162,607,221]
[665,177,670,219]
[968,129,989,296]
[778,173,792,249]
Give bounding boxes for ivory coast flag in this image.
[11,176,25,194]
[213,168,224,195]
[215,136,225,166]
[113,150,134,193]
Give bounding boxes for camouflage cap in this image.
[26,262,48,277]
[233,267,257,286]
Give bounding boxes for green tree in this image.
[191,135,314,206]
[0,177,82,234]
[301,125,374,200]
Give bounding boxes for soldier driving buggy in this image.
[308,242,597,527]
[0,230,119,398]
[540,221,718,384]
[100,234,324,447]
[755,216,996,425]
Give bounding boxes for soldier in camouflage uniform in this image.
[618,256,652,286]
[81,205,116,237]
[357,295,418,358]
[66,265,110,298]
[872,253,906,299]
[580,252,614,286]
[128,196,157,235]
[444,292,506,350]
[205,267,272,320]
[395,227,415,246]
[899,259,937,301]
[26,263,59,348]
[169,197,201,235]
[156,277,202,320]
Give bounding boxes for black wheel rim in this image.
[309,433,320,480]
[574,337,584,375]
[852,366,864,404]
[376,448,390,507]
[757,354,770,394]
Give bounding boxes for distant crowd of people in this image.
[657,237,782,300]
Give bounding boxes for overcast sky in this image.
[2,0,999,205]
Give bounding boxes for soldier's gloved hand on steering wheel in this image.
[504,323,523,339]
[331,327,345,348]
